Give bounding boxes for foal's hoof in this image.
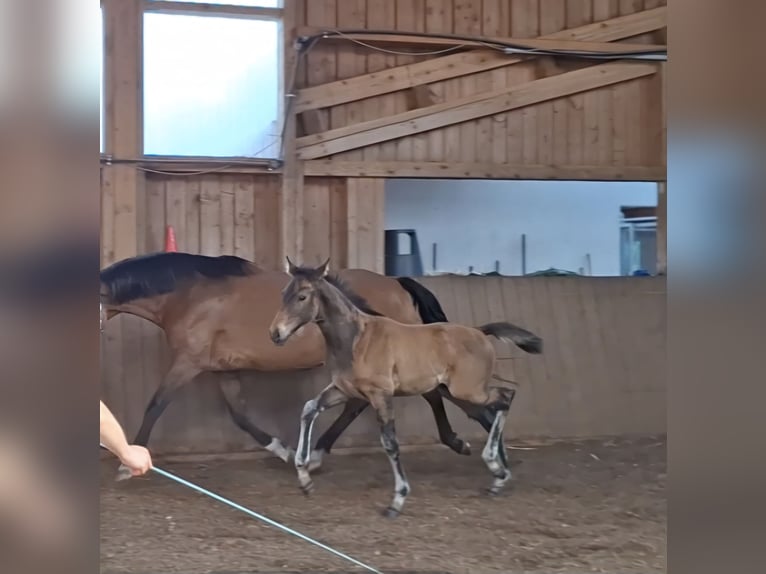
[381,506,400,519]
[299,481,315,496]
[115,465,133,482]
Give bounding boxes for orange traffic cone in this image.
[165,225,178,252]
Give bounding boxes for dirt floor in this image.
[100,436,666,574]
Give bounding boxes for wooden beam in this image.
[656,182,667,274]
[304,161,666,181]
[295,8,667,112]
[144,1,283,20]
[103,0,144,262]
[297,62,658,159]
[279,0,303,264]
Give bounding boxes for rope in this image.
[99,444,383,574]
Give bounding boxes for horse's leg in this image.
[294,384,348,494]
[369,392,410,519]
[116,359,200,481]
[421,389,471,456]
[481,397,512,495]
[442,386,516,469]
[308,397,369,472]
[218,377,293,463]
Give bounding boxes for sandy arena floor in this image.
[100,436,666,573]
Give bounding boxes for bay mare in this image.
[270,259,542,516]
[100,251,533,477]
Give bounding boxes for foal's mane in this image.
[100,252,255,304]
[289,265,383,317]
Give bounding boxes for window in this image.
[143,12,281,158]
[620,217,657,276]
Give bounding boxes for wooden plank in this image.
[200,176,222,256]
[302,179,331,265]
[454,0,482,164]
[185,177,202,254]
[656,182,666,274]
[101,167,116,264]
[565,0,592,165]
[482,0,509,165]
[233,175,255,260]
[424,0,451,160]
[329,178,348,267]
[539,1,567,166]
[355,179,385,271]
[298,62,658,158]
[254,177,280,268]
[363,0,396,161]
[345,178,360,268]
[304,160,666,180]
[143,1,283,20]
[511,0,538,165]
[144,177,166,253]
[335,0,366,161]
[219,178,235,254]
[295,10,667,112]
[165,177,187,253]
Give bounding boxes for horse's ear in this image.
[317,257,331,277]
[285,256,298,276]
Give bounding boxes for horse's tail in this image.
[396,277,449,324]
[478,322,543,354]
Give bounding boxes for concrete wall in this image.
[385,179,658,276]
[101,275,666,456]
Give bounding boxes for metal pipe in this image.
[521,234,527,275]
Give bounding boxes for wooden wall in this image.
[100,275,666,456]
[101,172,386,272]
[294,0,667,173]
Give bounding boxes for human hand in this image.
[118,445,152,476]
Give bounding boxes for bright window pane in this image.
[149,0,281,6]
[143,13,281,158]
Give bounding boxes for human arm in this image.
[99,400,152,476]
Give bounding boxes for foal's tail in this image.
[396,277,449,324]
[478,322,543,354]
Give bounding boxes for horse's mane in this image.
[100,252,254,304]
[289,265,383,317]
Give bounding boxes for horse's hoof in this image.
[458,441,472,456]
[299,481,314,496]
[485,486,501,496]
[307,449,325,473]
[115,465,133,482]
[381,507,400,519]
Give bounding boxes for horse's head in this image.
[269,257,330,346]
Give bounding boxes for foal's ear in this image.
[317,257,331,277]
[285,256,298,276]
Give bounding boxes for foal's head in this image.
[269,257,332,346]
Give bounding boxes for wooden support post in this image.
[656,182,667,275]
[279,0,304,265]
[103,0,144,264]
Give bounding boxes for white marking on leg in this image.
[482,411,511,492]
[265,438,293,463]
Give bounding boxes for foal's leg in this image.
[219,377,293,463]
[478,387,515,495]
[421,389,472,456]
[294,384,348,494]
[308,397,369,472]
[310,389,470,472]
[369,393,410,519]
[116,359,200,481]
